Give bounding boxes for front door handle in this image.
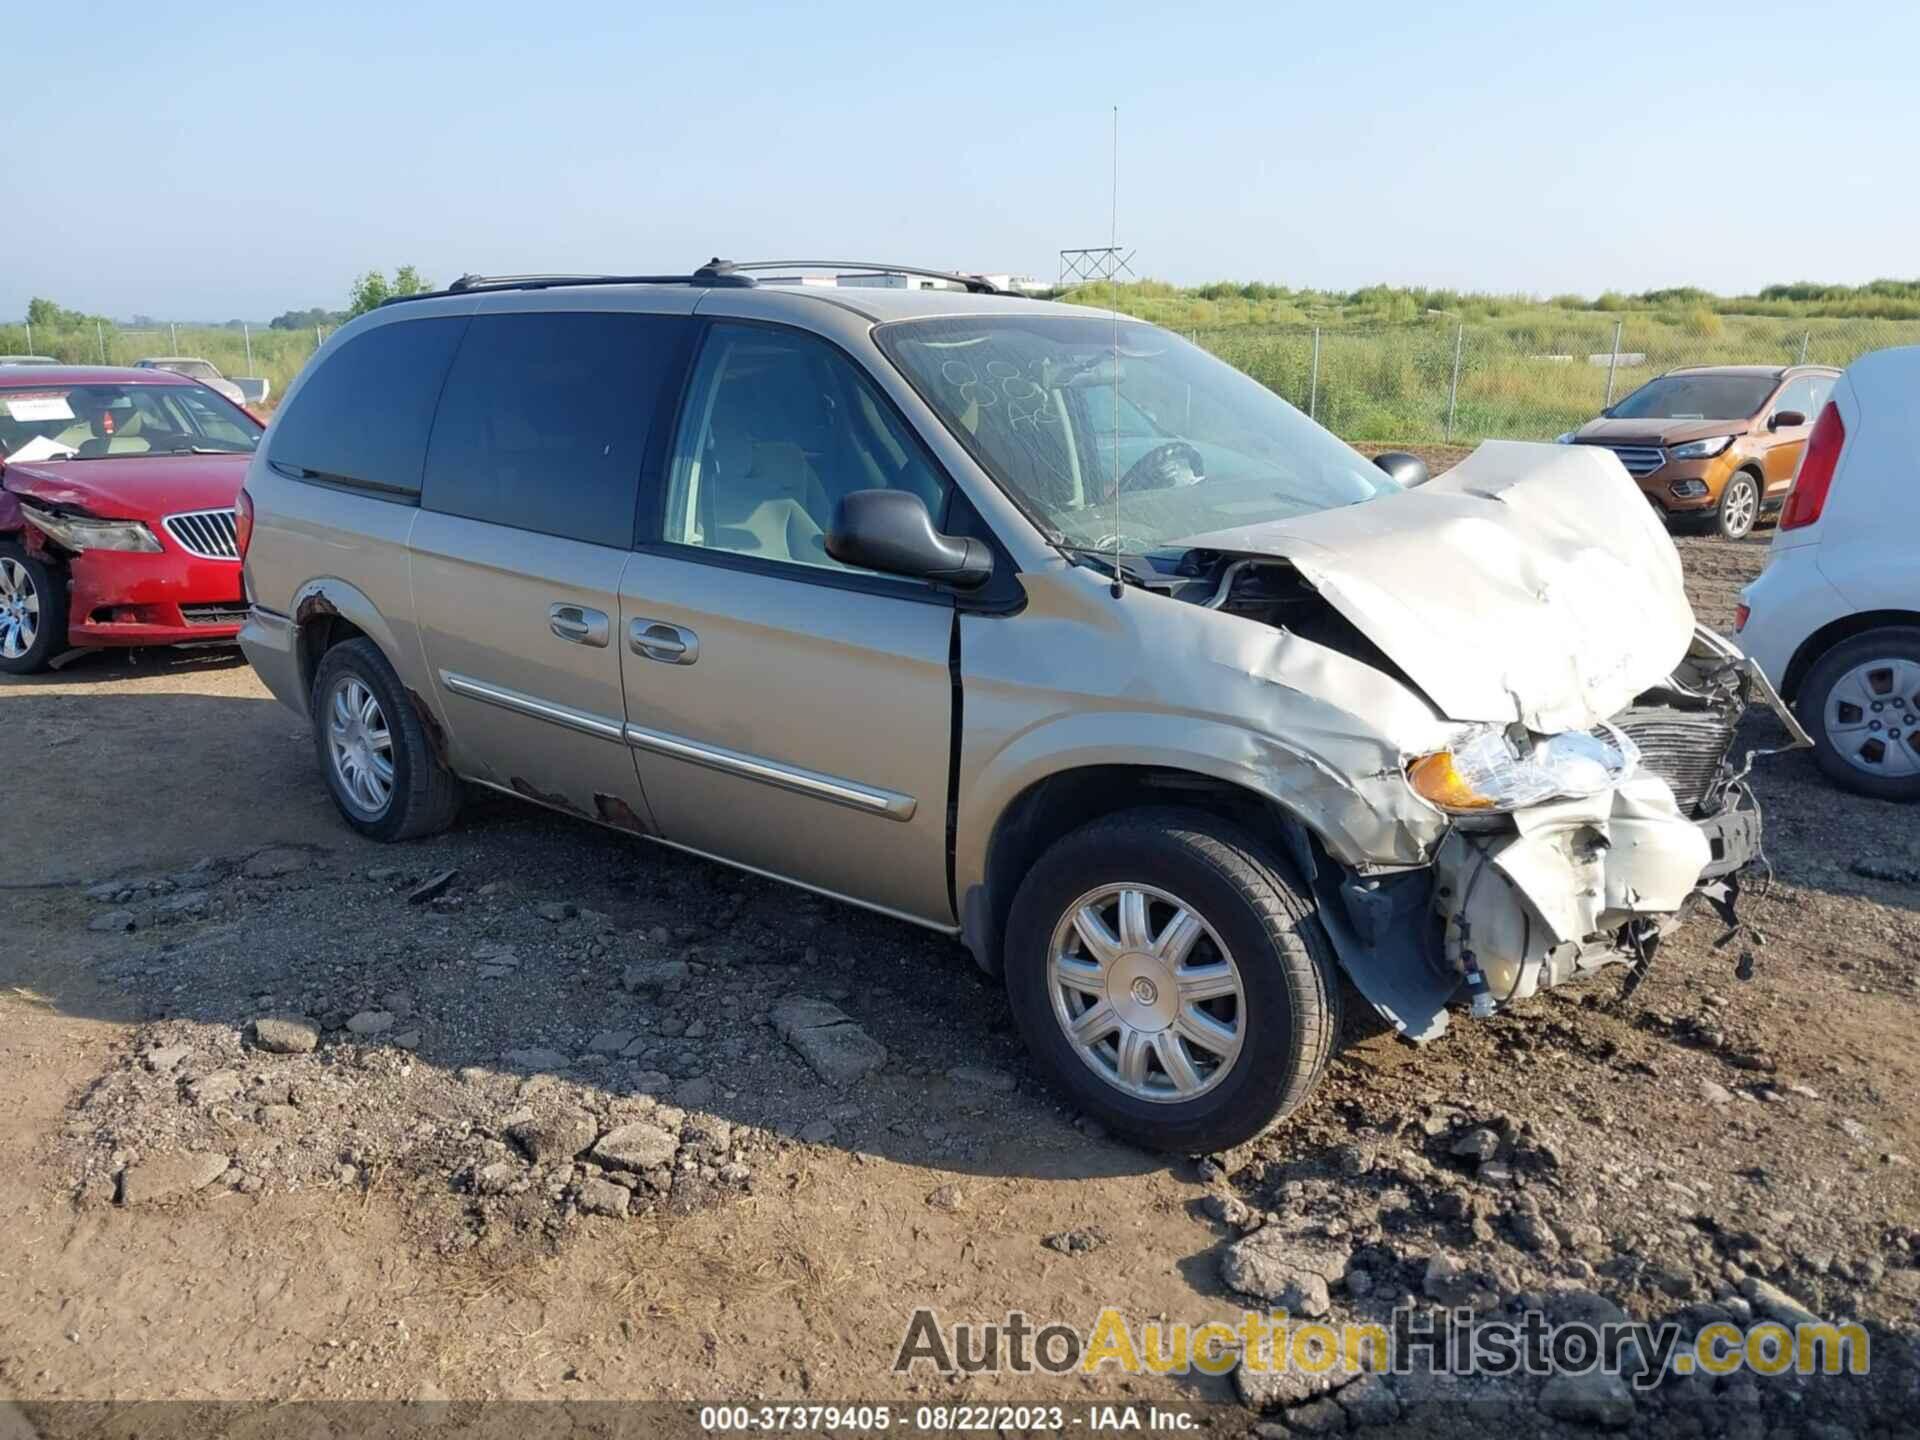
[630,617,699,665]
[549,603,609,648]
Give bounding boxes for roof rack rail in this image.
[723,260,1009,294]
[378,257,1012,308]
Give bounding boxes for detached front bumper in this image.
[1433,775,1757,1008]
[64,545,247,647]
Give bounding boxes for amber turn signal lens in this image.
[1407,751,1497,811]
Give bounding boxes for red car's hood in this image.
[1,452,249,520]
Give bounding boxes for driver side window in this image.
[662,324,951,574]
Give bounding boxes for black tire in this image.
[309,637,463,840]
[1715,470,1762,540]
[1004,807,1341,1154]
[1799,627,1920,803]
[0,541,67,675]
[0,540,67,675]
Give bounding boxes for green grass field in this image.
[1064,283,1920,443]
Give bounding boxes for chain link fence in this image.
[0,318,333,407]
[1189,314,1920,446]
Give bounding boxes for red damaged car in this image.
[0,367,261,673]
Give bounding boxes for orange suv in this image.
[1557,364,1839,539]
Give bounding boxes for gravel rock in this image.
[88,910,136,933]
[1450,1126,1502,1161]
[474,1160,521,1195]
[142,1045,193,1073]
[674,1076,717,1108]
[535,901,577,922]
[1042,1226,1108,1255]
[507,1110,596,1164]
[1334,1371,1401,1426]
[587,1030,634,1055]
[502,1047,570,1072]
[242,848,308,879]
[591,1121,680,1174]
[1698,1079,1735,1105]
[1741,1276,1824,1329]
[119,1151,229,1205]
[946,1064,1017,1093]
[407,869,457,904]
[345,1010,394,1037]
[797,1120,836,1144]
[1538,1368,1635,1428]
[1423,1252,1501,1311]
[770,995,888,1086]
[622,960,690,994]
[252,1017,319,1055]
[926,1183,964,1212]
[186,1071,242,1105]
[1220,1228,1347,1317]
[577,1176,630,1218]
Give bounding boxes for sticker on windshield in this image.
[4,394,75,422]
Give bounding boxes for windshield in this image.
[1609,373,1774,421]
[875,315,1396,554]
[0,382,260,462]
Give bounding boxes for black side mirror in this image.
[1372,451,1430,488]
[1769,409,1806,431]
[826,489,993,590]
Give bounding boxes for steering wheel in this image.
[1116,441,1205,496]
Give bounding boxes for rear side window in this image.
[268,316,467,498]
[421,311,688,546]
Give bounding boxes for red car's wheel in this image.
[0,541,66,675]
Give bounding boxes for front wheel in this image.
[1004,808,1341,1153]
[1800,627,1920,802]
[1716,471,1761,540]
[310,638,463,840]
[0,542,67,675]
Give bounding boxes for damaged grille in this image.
[1606,704,1739,815]
[162,508,240,560]
[181,603,249,627]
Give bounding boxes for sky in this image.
[7,0,1918,320]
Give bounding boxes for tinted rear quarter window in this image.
[421,311,688,546]
[268,316,468,498]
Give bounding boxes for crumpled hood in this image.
[2,452,248,520]
[1177,440,1696,734]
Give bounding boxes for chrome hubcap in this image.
[1048,883,1245,1104]
[1723,480,1756,536]
[0,558,40,659]
[327,676,395,814]
[1826,658,1920,778]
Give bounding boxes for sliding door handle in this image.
[549,604,609,647]
[630,618,699,665]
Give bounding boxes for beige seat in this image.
[705,428,831,564]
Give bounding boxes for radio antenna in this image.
[1107,104,1124,600]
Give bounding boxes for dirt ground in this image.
[3,523,1918,1437]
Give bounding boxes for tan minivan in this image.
[238,261,1795,1151]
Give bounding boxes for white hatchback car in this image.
[1737,345,1920,802]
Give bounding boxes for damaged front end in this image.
[1166,442,1809,1041]
[1428,627,1803,1027]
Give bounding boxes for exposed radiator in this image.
[1606,703,1739,815]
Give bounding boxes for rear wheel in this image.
[0,542,66,675]
[310,638,463,839]
[1800,628,1920,802]
[1716,471,1761,540]
[1004,808,1341,1153]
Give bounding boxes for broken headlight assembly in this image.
[18,503,162,554]
[1406,725,1639,813]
